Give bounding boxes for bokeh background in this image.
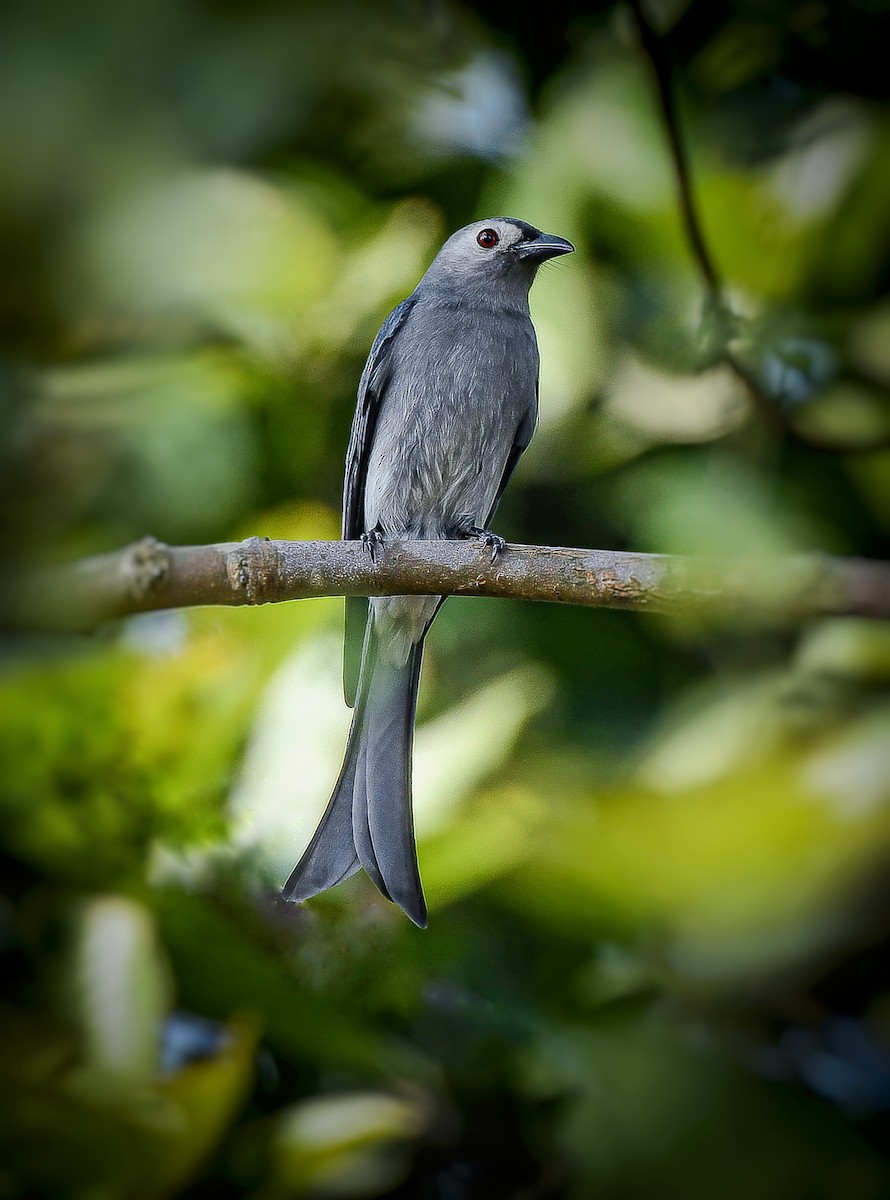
[3,0,890,1196]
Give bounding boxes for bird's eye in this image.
[476,228,499,249]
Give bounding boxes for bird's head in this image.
[422,217,574,300]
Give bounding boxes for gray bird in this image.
[282,217,574,926]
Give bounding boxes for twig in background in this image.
[627,0,890,452]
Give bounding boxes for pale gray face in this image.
[423,217,574,293]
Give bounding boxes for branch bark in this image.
[4,536,890,633]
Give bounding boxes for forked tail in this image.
[282,620,427,927]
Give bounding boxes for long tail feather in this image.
[351,728,391,900]
[361,643,426,926]
[281,620,378,901]
[283,617,427,927]
[280,721,362,901]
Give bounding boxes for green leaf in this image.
[74,896,170,1081]
[266,1091,426,1197]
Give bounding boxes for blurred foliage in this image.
[2,0,890,1196]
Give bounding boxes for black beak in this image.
[516,231,575,261]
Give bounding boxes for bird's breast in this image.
[362,306,538,537]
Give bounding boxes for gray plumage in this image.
[282,216,573,926]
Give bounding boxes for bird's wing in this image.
[485,392,538,527]
[343,297,414,540]
[343,296,416,706]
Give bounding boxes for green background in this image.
[2,1,890,1195]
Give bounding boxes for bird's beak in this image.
[516,232,575,261]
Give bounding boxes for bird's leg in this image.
[360,527,386,560]
[462,523,507,564]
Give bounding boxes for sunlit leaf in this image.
[152,1016,259,1196]
[74,897,170,1080]
[267,1091,426,1197]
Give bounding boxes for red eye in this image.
[476,228,499,249]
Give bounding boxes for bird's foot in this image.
[360,529,385,560]
[466,525,506,563]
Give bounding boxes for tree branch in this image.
[627,0,723,308]
[4,536,889,633]
[627,0,785,429]
[627,0,890,453]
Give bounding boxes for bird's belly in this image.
[363,390,519,538]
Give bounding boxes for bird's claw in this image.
[360,529,385,560]
[468,526,506,563]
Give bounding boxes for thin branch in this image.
[4,536,890,633]
[627,0,782,430]
[627,0,723,306]
[627,0,890,452]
